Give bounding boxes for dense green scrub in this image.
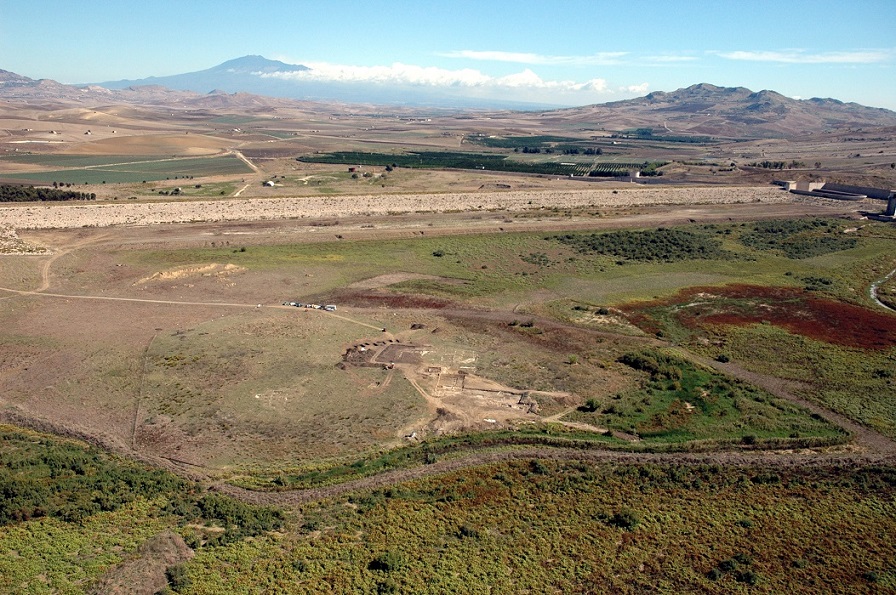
[690,325,896,439]
[550,228,735,262]
[0,426,283,593]
[739,218,858,259]
[568,349,845,444]
[1,417,893,593]
[183,460,896,594]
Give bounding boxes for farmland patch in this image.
[1,155,253,184]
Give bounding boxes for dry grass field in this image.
[1,192,892,478]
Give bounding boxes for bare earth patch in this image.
[88,530,193,595]
[347,273,458,290]
[134,263,246,286]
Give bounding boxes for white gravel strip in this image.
[0,187,790,230]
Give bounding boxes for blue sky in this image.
[2,0,895,109]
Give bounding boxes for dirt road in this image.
[213,442,896,508]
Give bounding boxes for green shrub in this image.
[550,228,733,262]
[607,507,641,530]
[166,564,191,592]
[578,398,600,413]
[369,551,404,573]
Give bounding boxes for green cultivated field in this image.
[0,155,253,184]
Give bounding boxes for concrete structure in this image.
[824,183,894,200]
[776,180,824,192]
[885,192,896,218]
[784,180,870,201]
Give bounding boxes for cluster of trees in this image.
[748,160,806,170]
[562,147,602,155]
[549,228,730,262]
[740,218,857,258]
[0,438,184,524]
[611,130,712,144]
[514,146,604,155]
[0,428,283,542]
[300,151,614,176]
[638,161,665,176]
[0,184,96,202]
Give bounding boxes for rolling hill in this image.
[536,83,896,139]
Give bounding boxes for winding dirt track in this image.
[213,444,896,508]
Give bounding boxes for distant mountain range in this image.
[93,56,312,99]
[3,57,896,139]
[90,55,548,111]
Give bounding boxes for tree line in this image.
[0,184,96,202]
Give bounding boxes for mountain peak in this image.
[212,55,308,74]
[0,69,33,84]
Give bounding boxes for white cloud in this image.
[265,61,491,87]
[716,49,893,64]
[439,49,627,66]
[624,83,650,94]
[259,61,613,97]
[645,55,698,63]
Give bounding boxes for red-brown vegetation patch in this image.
[625,285,896,350]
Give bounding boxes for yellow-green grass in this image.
[129,220,895,311]
[690,324,896,439]
[0,498,175,594]
[140,310,427,469]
